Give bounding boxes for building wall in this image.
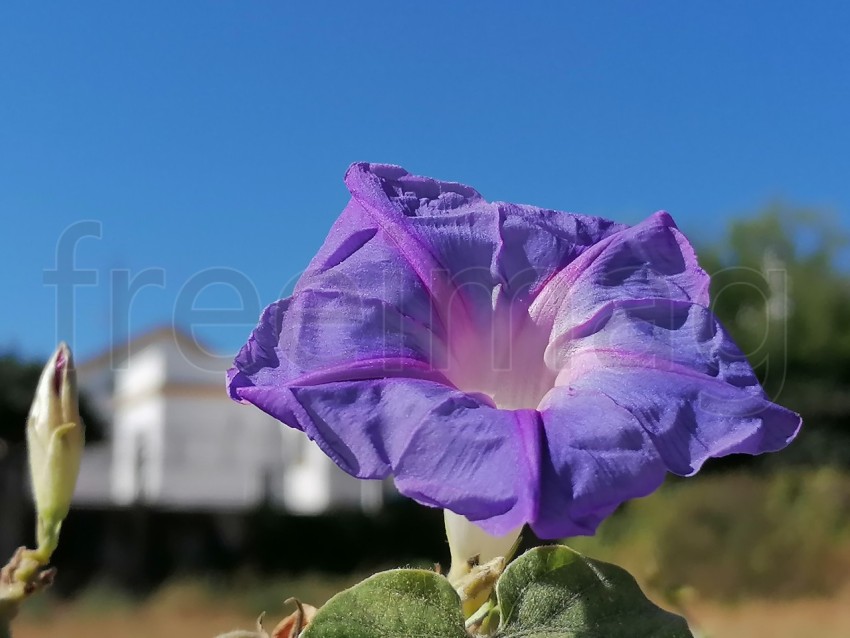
[111,394,165,505]
[76,361,116,433]
[158,394,288,509]
[74,329,386,514]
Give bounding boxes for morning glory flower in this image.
[228,163,801,539]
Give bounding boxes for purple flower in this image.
[228,163,801,539]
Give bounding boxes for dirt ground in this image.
[685,590,850,638]
[11,588,850,638]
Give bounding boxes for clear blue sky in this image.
[1,1,848,363]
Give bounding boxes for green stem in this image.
[0,548,52,638]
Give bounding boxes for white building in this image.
[72,326,385,514]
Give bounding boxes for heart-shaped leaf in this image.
[300,569,467,638]
[494,545,693,638]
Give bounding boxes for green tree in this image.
[699,205,850,466]
[0,353,102,446]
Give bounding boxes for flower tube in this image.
[444,510,520,584]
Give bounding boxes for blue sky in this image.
[1,2,848,363]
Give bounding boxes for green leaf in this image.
[300,569,467,638]
[494,545,693,638]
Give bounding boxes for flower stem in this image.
[0,547,56,638]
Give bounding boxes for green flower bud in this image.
[26,343,84,558]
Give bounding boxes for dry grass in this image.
[686,586,850,638]
[14,608,253,638]
[11,586,850,638]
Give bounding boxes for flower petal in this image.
[345,162,626,311]
[529,303,801,538]
[523,210,800,538]
[229,202,449,398]
[531,211,709,359]
[235,378,540,536]
[528,217,800,536]
[560,341,801,476]
[534,387,667,539]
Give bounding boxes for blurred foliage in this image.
[0,353,103,446]
[698,204,850,466]
[568,470,850,601]
[700,204,850,382]
[0,355,43,445]
[27,470,850,608]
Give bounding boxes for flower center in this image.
[442,300,556,411]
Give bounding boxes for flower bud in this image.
[26,343,84,558]
[444,510,521,585]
